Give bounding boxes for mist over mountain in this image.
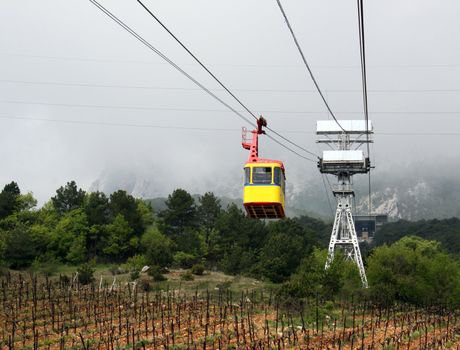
[90,157,460,221]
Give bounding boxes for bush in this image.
[147,265,167,282]
[108,265,124,275]
[215,280,232,291]
[123,255,147,272]
[138,276,151,292]
[30,256,59,276]
[367,236,460,305]
[77,262,95,285]
[281,249,361,300]
[130,270,140,281]
[122,255,148,281]
[191,263,205,275]
[180,270,194,281]
[173,251,197,269]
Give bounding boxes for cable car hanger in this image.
[242,117,286,219]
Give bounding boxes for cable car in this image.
[242,117,286,219]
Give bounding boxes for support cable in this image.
[357,0,372,215]
[135,0,320,159]
[89,0,318,162]
[88,0,255,129]
[136,0,257,121]
[275,0,345,132]
[321,174,335,218]
[266,135,317,162]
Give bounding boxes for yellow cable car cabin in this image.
[243,162,286,219]
[241,117,286,219]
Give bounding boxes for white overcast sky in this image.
[0,0,459,202]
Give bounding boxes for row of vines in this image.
[1,272,460,349]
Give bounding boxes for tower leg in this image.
[324,193,369,288]
[345,208,368,288]
[325,204,342,269]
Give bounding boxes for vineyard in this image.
[0,272,460,350]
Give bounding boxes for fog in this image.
[0,0,459,204]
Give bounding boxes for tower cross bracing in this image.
[316,120,373,288]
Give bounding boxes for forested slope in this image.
[374,218,460,253]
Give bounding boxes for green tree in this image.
[215,204,267,274]
[256,219,313,282]
[198,192,222,245]
[136,199,155,228]
[219,245,256,275]
[29,223,52,258]
[84,192,111,259]
[0,182,21,219]
[85,191,111,226]
[48,209,89,263]
[17,193,37,211]
[295,215,331,247]
[110,190,144,235]
[66,235,87,264]
[51,181,85,214]
[3,223,37,268]
[103,214,134,260]
[160,189,197,236]
[140,226,173,267]
[216,204,267,253]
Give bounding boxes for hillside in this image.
[373,217,460,253]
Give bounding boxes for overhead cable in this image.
[88,0,255,128]
[135,0,319,159]
[275,0,345,132]
[89,0,319,161]
[4,52,460,69]
[4,100,460,116]
[357,0,372,215]
[2,115,459,136]
[321,174,335,217]
[136,0,257,121]
[5,79,460,93]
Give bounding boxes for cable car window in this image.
[252,167,272,184]
[244,167,251,185]
[281,173,285,194]
[274,167,281,185]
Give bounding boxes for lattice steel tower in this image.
[316,120,373,288]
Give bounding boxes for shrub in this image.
[180,270,194,281]
[122,255,148,281]
[130,270,140,281]
[138,276,151,292]
[147,265,167,282]
[367,236,460,305]
[77,262,95,285]
[30,256,59,276]
[215,280,232,291]
[123,255,147,272]
[173,252,197,269]
[108,265,124,275]
[191,263,205,276]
